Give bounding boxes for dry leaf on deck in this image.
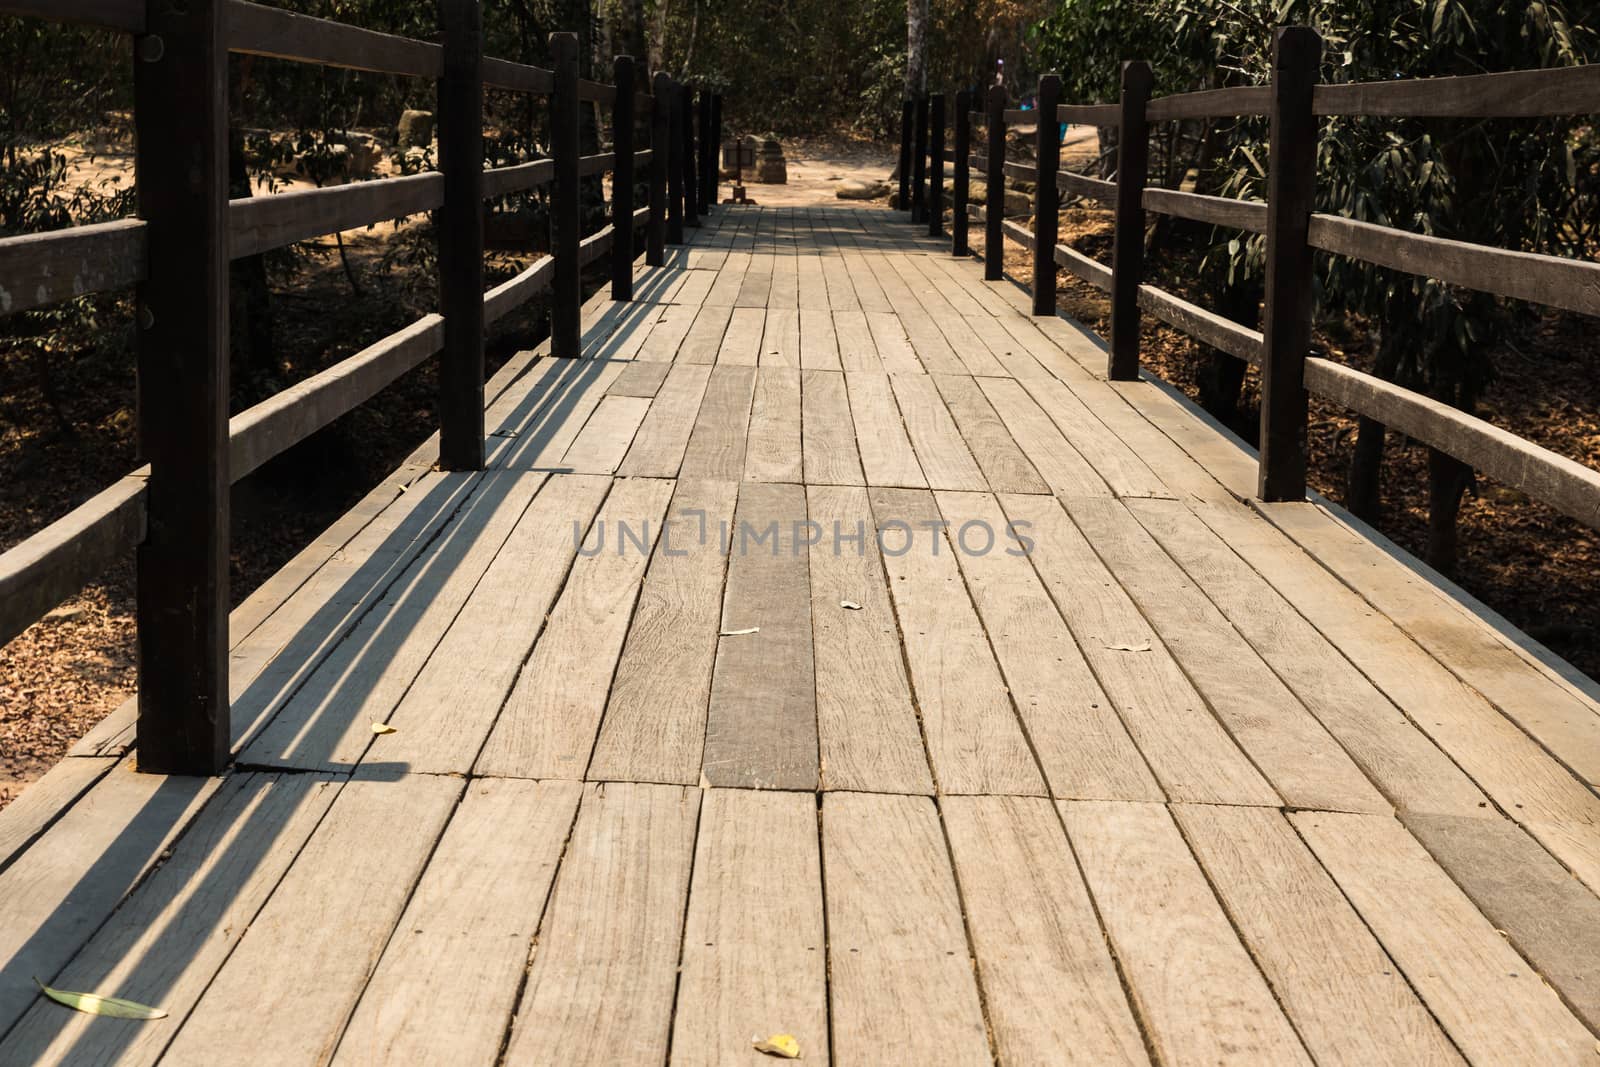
[1102,641,1152,653]
[35,979,167,1020]
[752,1033,801,1058]
[371,722,398,735]
[839,600,863,610]
[720,627,760,636]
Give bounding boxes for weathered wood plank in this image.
[492,361,627,470]
[800,369,865,486]
[501,783,699,1065]
[761,307,801,367]
[744,367,803,483]
[702,482,818,789]
[1061,801,1313,1066]
[978,377,1109,497]
[798,307,842,370]
[930,374,1051,494]
[869,488,1045,795]
[847,372,926,488]
[161,774,461,1066]
[1018,374,1172,498]
[824,792,991,1066]
[678,303,735,364]
[334,779,581,1065]
[943,796,1150,1066]
[607,359,673,398]
[889,373,987,491]
[679,364,755,480]
[716,306,765,366]
[475,477,675,779]
[832,310,884,372]
[670,790,828,1066]
[863,311,924,373]
[617,363,713,478]
[588,479,738,785]
[1293,810,1600,1063]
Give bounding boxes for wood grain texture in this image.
[744,366,803,482]
[824,792,991,1067]
[847,372,926,487]
[619,362,714,478]
[931,374,1051,494]
[501,783,699,1066]
[1061,801,1313,1066]
[978,377,1108,497]
[1292,810,1600,1064]
[679,364,755,479]
[670,790,828,1066]
[889,373,987,490]
[801,369,866,486]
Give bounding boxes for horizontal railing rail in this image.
[0,0,725,772]
[900,28,1600,538]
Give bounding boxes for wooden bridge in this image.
[6,4,1600,1065]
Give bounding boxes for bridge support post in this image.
[681,84,699,228]
[133,0,230,773]
[549,32,580,359]
[952,89,970,256]
[1108,61,1153,381]
[898,99,913,211]
[1031,73,1061,316]
[612,55,636,301]
[1257,26,1321,502]
[667,80,685,243]
[928,92,946,238]
[438,0,485,463]
[649,72,670,261]
[984,86,1005,281]
[911,94,929,223]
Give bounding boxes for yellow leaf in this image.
[35,978,167,1020]
[753,1033,800,1059]
[371,722,397,735]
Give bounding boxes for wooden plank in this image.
[887,373,986,491]
[1,773,339,1066]
[1001,493,1278,805]
[0,765,217,1034]
[239,470,549,771]
[0,217,144,317]
[1313,64,1600,118]
[634,302,700,362]
[702,482,818,789]
[824,792,991,1066]
[358,474,611,775]
[979,377,1109,497]
[847,372,926,488]
[734,251,774,308]
[475,477,675,779]
[618,363,713,478]
[801,369,865,486]
[161,774,462,1066]
[1061,801,1313,1065]
[1403,811,1600,1034]
[807,485,933,795]
[1018,374,1172,498]
[491,360,627,470]
[930,374,1050,494]
[716,306,765,366]
[869,488,1045,795]
[832,310,884,372]
[678,303,734,364]
[588,479,738,785]
[744,367,803,483]
[229,173,443,259]
[334,779,582,1065]
[943,796,1149,1066]
[1145,84,1271,120]
[1127,497,1490,816]
[935,491,1162,801]
[225,0,442,77]
[560,394,652,474]
[670,791,827,1066]
[760,307,801,367]
[863,311,924,373]
[1060,495,1388,813]
[798,307,842,370]
[501,783,699,1065]
[607,359,672,397]
[1173,804,1463,1066]
[679,364,755,480]
[0,756,116,873]
[1293,810,1599,1063]
[1142,187,1267,233]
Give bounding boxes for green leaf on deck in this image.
[35,979,168,1020]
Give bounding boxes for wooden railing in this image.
[0,0,722,773]
[898,28,1600,532]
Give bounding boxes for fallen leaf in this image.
[720,627,760,636]
[1102,641,1152,653]
[490,428,521,439]
[839,600,863,610]
[371,722,397,735]
[35,979,167,1020]
[753,1033,801,1059]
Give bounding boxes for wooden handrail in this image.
[225,0,441,77]
[229,173,444,259]
[1313,65,1600,117]
[483,56,555,94]
[1146,85,1270,120]
[0,219,146,315]
[1142,188,1267,233]
[2,0,142,32]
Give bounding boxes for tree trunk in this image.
[1196,279,1258,428]
[1346,331,1402,521]
[228,58,274,397]
[1425,447,1472,576]
[904,0,929,97]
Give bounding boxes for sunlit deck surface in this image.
[4,205,1600,1065]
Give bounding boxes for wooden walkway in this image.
[4,205,1600,1065]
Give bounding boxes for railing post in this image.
[984,85,1005,280]
[711,93,723,203]
[912,94,929,223]
[698,89,714,212]
[549,31,580,358]
[681,84,699,228]
[952,88,970,256]
[438,0,485,466]
[1258,26,1321,501]
[611,55,635,301]
[1032,73,1060,316]
[649,72,669,261]
[1108,61,1152,381]
[898,99,912,212]
[928,92,946,238]
[667,79,684,243]
[133,0,229,773]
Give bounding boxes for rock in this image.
[755,138,787,184]
[967,180,987,205]
[397,109,434,149]
[836,179,889,200]
[1004,189,1031,215]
